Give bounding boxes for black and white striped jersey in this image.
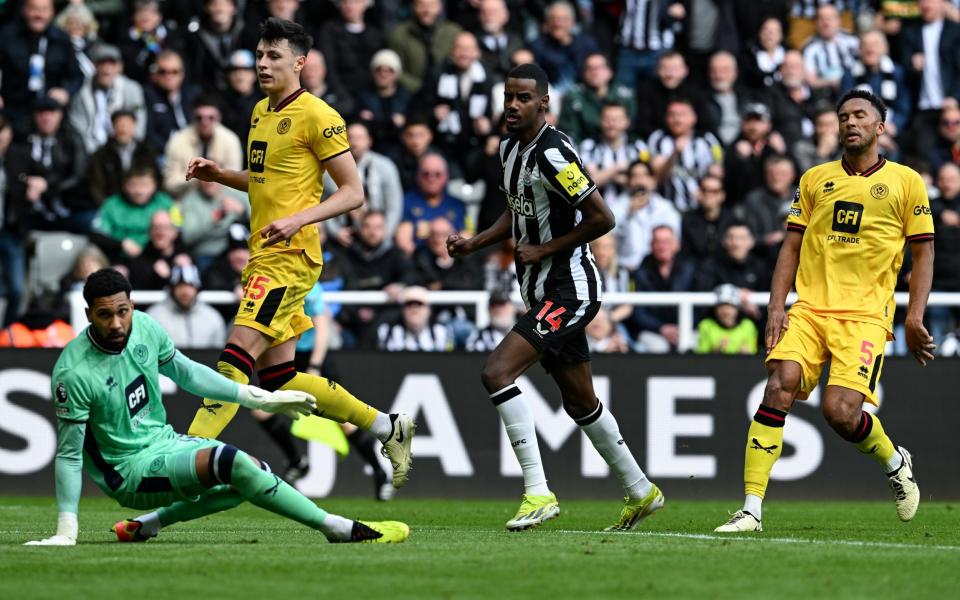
[647,129,724,211]
[619,0,675,52]
[499,123,603,309]
[579,134,651,199]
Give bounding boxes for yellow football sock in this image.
[744,406,786,499]
[851,411,896,466]
[280,372,378,430]
[188,344,254,438]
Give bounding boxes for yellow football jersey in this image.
[246,88,349,264]
[787,157,935,333]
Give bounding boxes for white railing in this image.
[68,290,960,353]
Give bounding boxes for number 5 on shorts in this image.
[859,340,874,366]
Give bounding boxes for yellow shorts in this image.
[766,307,887,406]
[234,251,322,345]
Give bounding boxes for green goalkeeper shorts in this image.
[109,434,224,510]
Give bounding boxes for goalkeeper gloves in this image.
[24,512,77,546]
[236,385,316,419]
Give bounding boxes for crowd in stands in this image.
[1,0,960,356]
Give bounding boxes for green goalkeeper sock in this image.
[155,485,244,529]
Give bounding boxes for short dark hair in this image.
[123,165,157,182]
[193,94,221,113]
[666,96,695,110]
[724,220,754,237]
[837,89,887,122]
[600,100,628,114]
[507,63,549,96]
[83,268,132,306]
[111,109,136,124]
[627,159,652,177]
[259,17,312,57]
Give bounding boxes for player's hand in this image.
[186,157,223,182]
[515,242,547,265]
[261,215,304,247]
[24,535,76,546]
[446,233,472,257]
[905,318,936,366]
[765,306,790,354]
[236,384,316,419]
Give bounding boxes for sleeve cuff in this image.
[786,223,807,233]
[906,233,934,242]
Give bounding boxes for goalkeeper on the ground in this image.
[25,269,408,546]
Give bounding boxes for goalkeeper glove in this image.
[24,512,77,546]
[236,385,316,419]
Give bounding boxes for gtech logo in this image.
[323,124,346,138]
[249,140,267,173]
[832,201,863,234]
[914,205,932,215]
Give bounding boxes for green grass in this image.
[2,496,959,599]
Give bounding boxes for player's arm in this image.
[262,151,364,247]
[905,240,936,365]
[159,350,316,418]
[185,157,249,192]
[515,190,614,265]
[447,209,512,257]
[765,230,803,354]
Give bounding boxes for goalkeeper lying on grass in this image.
[26,268,408,546]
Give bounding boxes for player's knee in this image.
[480,359,511,393]
[203,445,263,486]
[763,369,800,412]
[561,394,598,421]
[821,402,860,440]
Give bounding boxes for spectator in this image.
[723,102,788,203]
[648,97,724,211]
[585,307,631,354]
[611,160,681,271]
[129,210,192,290]
[929,162,960,341]
[163,95,242,197]
[633,50,701,137]
[54,3,98,80]
[376,285,453,351]
[591,232,635,329]
[144,50,201,153]
[579,102,649,200]
[391,117,440,192]
[529,1,600,93]
[769,49,829,148]
[219,49,263,156]
[357,49,412,157]
[88,110,160,206]
[427,32,494,169]
[0,0,82,132]
[681,173,735,262]
[0,117,22,327]
[792,104,843,172]
[186,0,251,92]
[397,153,468,254]
[300,49,354,119]
[119,0,187,85]
[68,44,147,155]
[698,221,769,311]
[178,178,249,267]
[901,0,960,155]
[414,216,483,290]
[695,283,758,354]
[482,238,518,298]
[319,0,384,103]
[147,263,227,349]
[247,0,317,43]
[7,96,91,233]
[840,30,912,141]
[742,16,786,89]
[699,51,760,147]
[344,210,417,292]
[473,0,525,82]
[324,122,404,247]
[613,0,684,89]
[389,0,463,94]
[741,154,797,255]
[559,52,637,144]
[801,3,859,93]
[92,165,175,261]
[631,224,697,352]
[58,246,109,301]
[465,293,517,352]
[202,222,249,300]
[927,104,960,172]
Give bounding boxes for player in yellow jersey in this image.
[181,18,414,487]
[715,89,936,533]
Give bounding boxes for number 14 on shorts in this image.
[536,301,567,333]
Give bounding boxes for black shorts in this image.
[512,291,601,373]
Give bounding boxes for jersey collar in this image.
[520,122,550,153]
[841,155,886,177]
[269,87,307,112]
[86,325,129,355]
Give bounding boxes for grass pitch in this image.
[2,496,959,599]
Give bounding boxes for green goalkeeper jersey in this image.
[53,311,179,490]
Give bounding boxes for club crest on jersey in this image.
[522,166,533,186]
[133,344,149,365]
[870,183,889,200]
[277,117,292,135]
[556,162,589,197]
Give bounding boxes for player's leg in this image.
[550,358,663,531]
[341,422,393,501]
[250,407,309,483]
[256,339,415,487]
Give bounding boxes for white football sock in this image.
[577,403,652,499]
[369,412,394,442]
[134,511,161,537]
[492,384,550,496]
[885,449,904,474]
[743,494,763,520]
[319,513,354,542]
